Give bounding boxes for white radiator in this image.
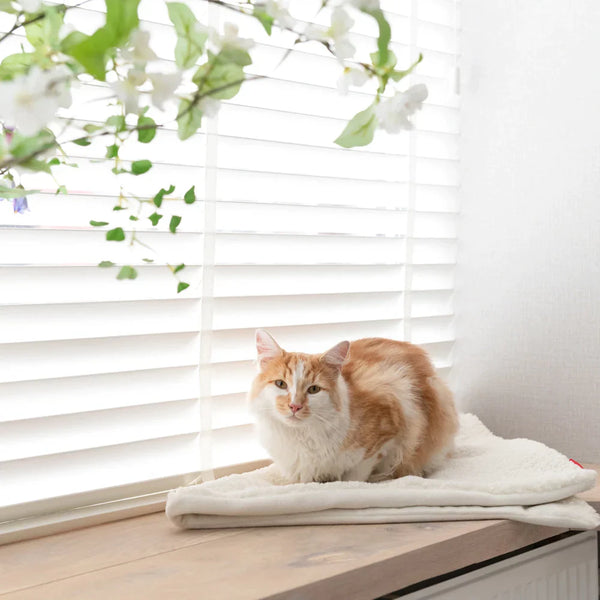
[402,531,598,600]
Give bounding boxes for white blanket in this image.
[166,414,600,530]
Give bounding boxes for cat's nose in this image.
[289,403,302,414]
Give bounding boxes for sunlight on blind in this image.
[0,0,460,524]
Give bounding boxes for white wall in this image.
[454,0,600,462]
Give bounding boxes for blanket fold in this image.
[166,414,600,530]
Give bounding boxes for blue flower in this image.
[13,196,29,214]
[0,179,30,214]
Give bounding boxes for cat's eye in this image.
[274,380,287,389]
[307,385,321,394]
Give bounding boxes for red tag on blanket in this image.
[569,459,583,469]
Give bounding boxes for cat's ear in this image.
[322,341,350,370]
[256,329,283,369]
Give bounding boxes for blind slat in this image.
[0,399,200,462]
[0,229,203,266]
[0,366,198,422]
[1,299,200,343]
[2,435,200,514]
[213,293,404,330]
[0,266,202,305]
[0,334,199,383]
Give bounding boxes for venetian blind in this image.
[0,0,459,534]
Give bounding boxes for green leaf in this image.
[48,158,61,166]
[176,98,203,140]
[131,159,152,175]
[89,220,109,227]
[106,227,126,241]
[98,260,116,267]
[19,158,53,173]
[117,265,138,280]
[218,47,252,67]
[177,281,190,293]
[113,205,125,211]
[0,52,35,80]
[0,0,18,13]
[152,184,175,207]
[105,0,141,46]
[64,0,141,80]
[9,129,55,159]
[142,257,154,263]
[173,263,185,273]
[370,49,397,71]
[193,59,244,100]
[169,215,182,233]
[0,184,39,198]
[106,144,119,159]
[363,8,391,68]
[60,30,88,54]
[56,185,68,195]
[106,115,126,132]
[334,105,377,148]
[73,137,91,146]
[183,185,196,204]
[148,212,163,226]
[83,123,104,134]
[253,9,274,35]
[129,215,139,221]
[137,116,156,143]
[25,5,64,50]
[167,2,208,68]
[0,52,34,79]
[25,20,46,49]
[390,53,423,82]
[64,28,114,80]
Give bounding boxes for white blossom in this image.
[346,0,380,10]
[306,7,355,60]
[194,21,215,40]
[148,72,182,110]
[329,7,355,59]
[199,96,221,118]
[122,29,158,66]
[303,23,328,43]
[374,84,428,133]
[337,65,368,94]
[265,0,297,30]
[0,65,72,136]
[213,23,254,52]
[18,0,42,12]
[110,69,146,114]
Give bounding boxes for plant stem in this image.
[0,75,265,174]
[0,0,93,44]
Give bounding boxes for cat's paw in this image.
[314,474,339,484]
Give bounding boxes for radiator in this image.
[399,531,598,600]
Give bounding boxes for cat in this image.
[248,330,459,484]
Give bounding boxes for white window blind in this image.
[0,0,459,535]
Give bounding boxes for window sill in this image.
[2,465,598,600]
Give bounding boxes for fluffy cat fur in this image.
[249,330,459,484]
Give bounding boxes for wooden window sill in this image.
[2,465,598,600]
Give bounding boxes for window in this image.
[0,0,459,539]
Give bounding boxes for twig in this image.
[0,75,266,173]
[0,0,93,44]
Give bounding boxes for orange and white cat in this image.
[249,330,458,484]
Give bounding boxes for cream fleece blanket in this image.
[166,414,600,530]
